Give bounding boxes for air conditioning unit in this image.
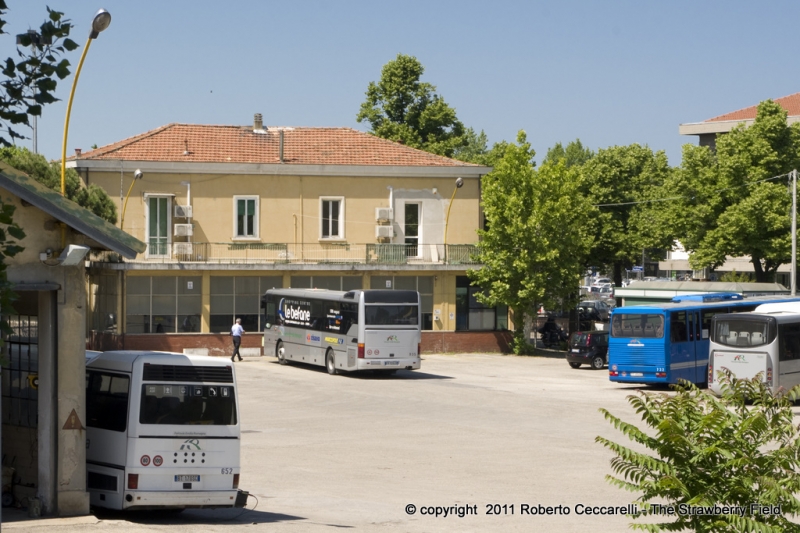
[375,225,394,239]
[375,207,394,222]
[174,224,193,237]
[173,243,193,255]
[174,205,193,218]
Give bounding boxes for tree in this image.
[0,146,116,223]
[597,374,800,532]
[356,54,467,158]
[543,139,594,168]
[469,131,593,353]
[0,1,77,146]
[659,101,800,282]
[579,144,673,286]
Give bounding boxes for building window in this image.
[404,202,421,257]
[146,196,171,257]
[320,197,344,239]
[210,276,283,333]
[125,276,202,333]
[1,315,38,427]
[234,196,258,239]
[290,276,362,291]
[370,276,434,330]
[455,276,508,331]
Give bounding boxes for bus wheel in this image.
[326,349,338,375]
[591,356,605,370]
[276,341,287,365]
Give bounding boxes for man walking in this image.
[231,318,244,362]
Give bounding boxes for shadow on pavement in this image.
[93,506,305,525]
[269,360,453,380]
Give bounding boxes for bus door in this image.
[669,311,694,383]
[689,310,707,383]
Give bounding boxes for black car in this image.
[566,331,608,370]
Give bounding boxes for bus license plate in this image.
[385,361,400,366]
[175,475,200,482]
[630,373,643,377]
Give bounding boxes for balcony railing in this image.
[91,243,481,266]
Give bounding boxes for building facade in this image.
[71,118,512,355]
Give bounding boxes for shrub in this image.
[597,372,800,532]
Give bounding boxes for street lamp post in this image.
[120,169,143,231]
[59,8,111,246]
[443,177,464,263]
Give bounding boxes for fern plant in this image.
[597,372,800,532]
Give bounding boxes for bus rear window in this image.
[712,318,775,347]
[139,384,237,425]
[611,313,664,338]
[365,305,419,326]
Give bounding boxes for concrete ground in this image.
[6,352,678,532]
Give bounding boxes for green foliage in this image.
[0,2,77,146]
[597,373,800,532]
[0,146,117,223]
[718,269,752,283]
[469,131,593,353]
[543,139,594,168]
[0,198,24,361]
[356,54,468,158]
[579,144,673,285]
[659,101,800,282]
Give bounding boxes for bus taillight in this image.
[233,474,240,489]
[767,366,773,386]
[358,343,365,358]
[609,371,618,377]
[708,357,714,384]
[655,372,667,378]
[418,343,421,357]
[127,474,139,490]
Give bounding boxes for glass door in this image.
[148,196,170,257]
[404,203,420,258]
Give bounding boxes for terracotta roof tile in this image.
[705,92,800,123]
[75,124,480,167]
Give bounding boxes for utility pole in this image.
[792,169,797,296]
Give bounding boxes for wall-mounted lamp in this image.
[40,245,90,266]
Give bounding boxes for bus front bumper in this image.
[122,489,238,510]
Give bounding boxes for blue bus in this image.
[608,293,800,385]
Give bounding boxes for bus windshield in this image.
[365,305,419,326]
[611,313,664,338]
[712,317,775,348]
[139,384,237,425]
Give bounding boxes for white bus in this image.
[262,288,422,375]
[85,351,242,510]
[708,302,800,395]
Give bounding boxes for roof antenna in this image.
[183,139,190,156]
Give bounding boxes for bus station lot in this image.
[10,352,768,532]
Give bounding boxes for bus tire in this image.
[326,349,338,375]
[591,356,605,370]
[276,341,287,365]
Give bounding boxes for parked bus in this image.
[262,288,421,374]
[608,293,800,385]
[85,351,242,510]
[708,302,800,395]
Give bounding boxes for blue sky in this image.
[6,1,799,166]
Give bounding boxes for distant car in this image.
[579,300,612,321]
[592,277,612,286]
[566,331,609,370]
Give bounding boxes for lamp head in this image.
[455,177,464,188]
[134,169,143,180]
[89,9,112,39]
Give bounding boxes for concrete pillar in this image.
[37,290,57,514]
[56,266,90,516]
[201,271,211,333]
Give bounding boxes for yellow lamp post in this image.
[443,177,464,262]
[120,169,143,231]
[59,9,112,244]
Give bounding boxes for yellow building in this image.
[70,117,511,355]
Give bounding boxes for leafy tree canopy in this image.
[579,144,673,285]
[658,100,800,282]
[469,131,593,353]
[543,139,594,168]
[0,1,78,146]
[0,146,117,223]
[357,54,468,158]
